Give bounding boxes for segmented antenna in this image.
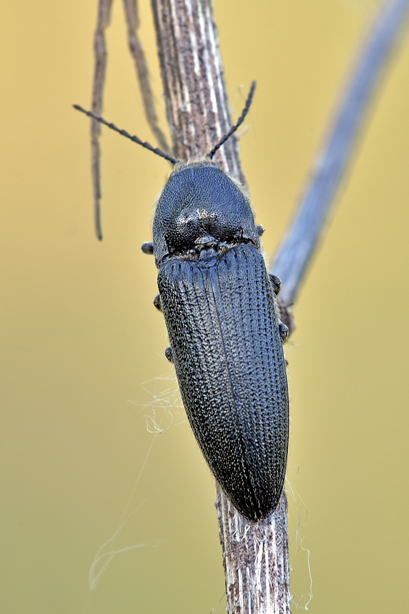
[72,105,177,164]
[208,81,256,160]
[74,80,255,167]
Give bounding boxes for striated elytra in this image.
[152,160,289,521]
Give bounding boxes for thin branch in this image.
[122,0,170,154]
[272,0,409,306]
[151,0,246,183]
[216,485,290,614]
[91,0,114,240]
[150,2,290,613]
[91,0,170,240]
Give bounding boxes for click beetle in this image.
[74,82,289,521]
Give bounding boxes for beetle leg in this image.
[269,274,281,296]
[153,294,162,311]
[141,241,154,254]
[165,346,173,362]
[279,322,289,343]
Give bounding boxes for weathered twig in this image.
[91,0,114,240]
[148,1,409,612]
[91,0,169,239]
[273,0,409,305]
[150,1,291,613]
[216,484,290,614]
[122,0,170,154]
[151,0,245,185]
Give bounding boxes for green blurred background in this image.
[1,0,408,612]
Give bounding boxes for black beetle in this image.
[74,83,289,521]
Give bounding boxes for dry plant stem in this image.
[92,0,170,239]
[91,0,114,240]
[272,0,409,305]
[150,1,290,613]
[122,0,170,154]
[151,0,245,184]
[216,485,290,614]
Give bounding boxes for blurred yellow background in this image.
[1,1,408,613]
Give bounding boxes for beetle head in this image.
[73,82,257,242]
[152,160,260,265]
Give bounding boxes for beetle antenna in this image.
[208,81,256,160]
[73,105,178,164]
